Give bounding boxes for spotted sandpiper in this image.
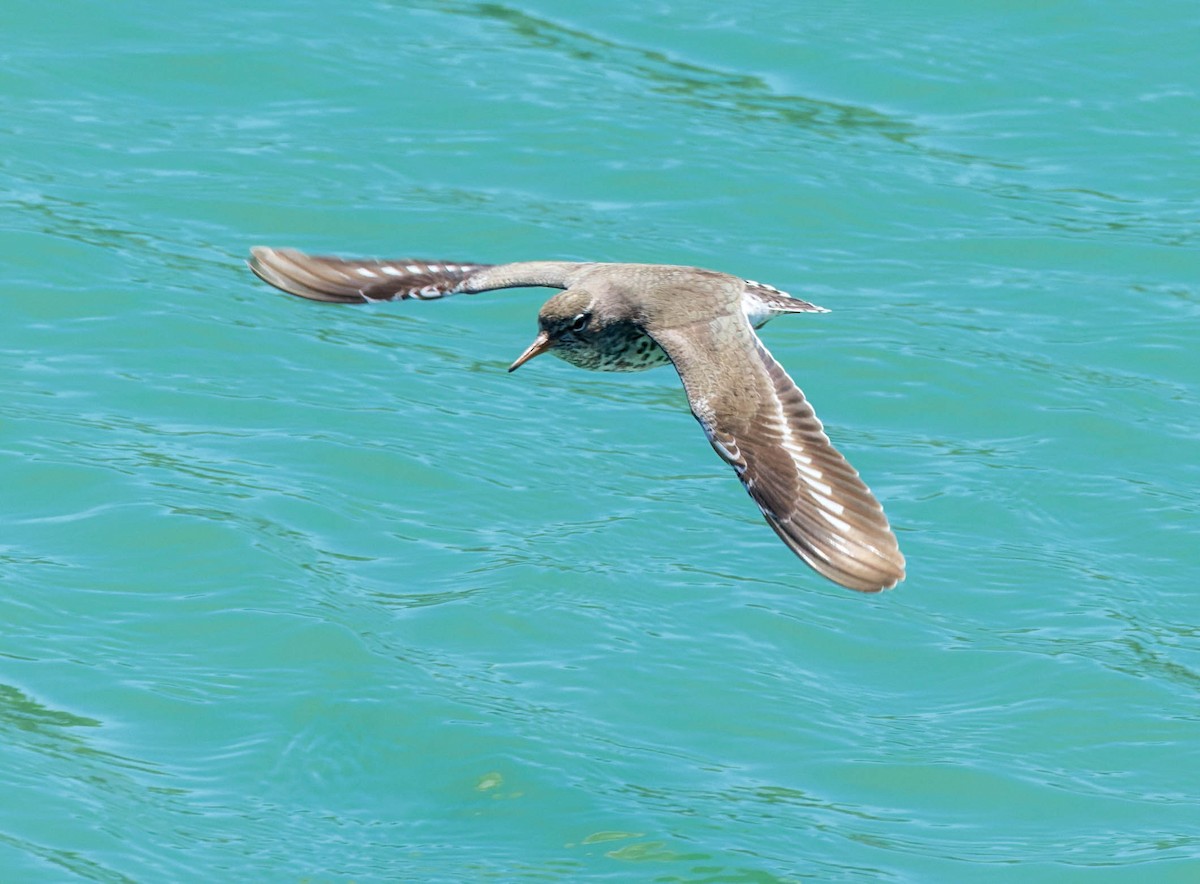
[248,246,905,592]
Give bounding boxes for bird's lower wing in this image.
[652,317,905,592]
[248,246,584,303]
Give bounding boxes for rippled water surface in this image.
[4,1,1199,880]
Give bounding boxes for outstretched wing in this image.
[248,246,585,303]
[651,314,904,592]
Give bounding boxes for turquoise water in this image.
[4,0,1199,879]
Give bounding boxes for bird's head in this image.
[508,288,600,372]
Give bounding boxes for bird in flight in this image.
[248,246,905,592]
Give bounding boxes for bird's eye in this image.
[570,313,591,333]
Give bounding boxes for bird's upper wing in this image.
[650,312,905,592]
[248,246,586,303]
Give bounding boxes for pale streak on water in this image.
[2,0,1199,880]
